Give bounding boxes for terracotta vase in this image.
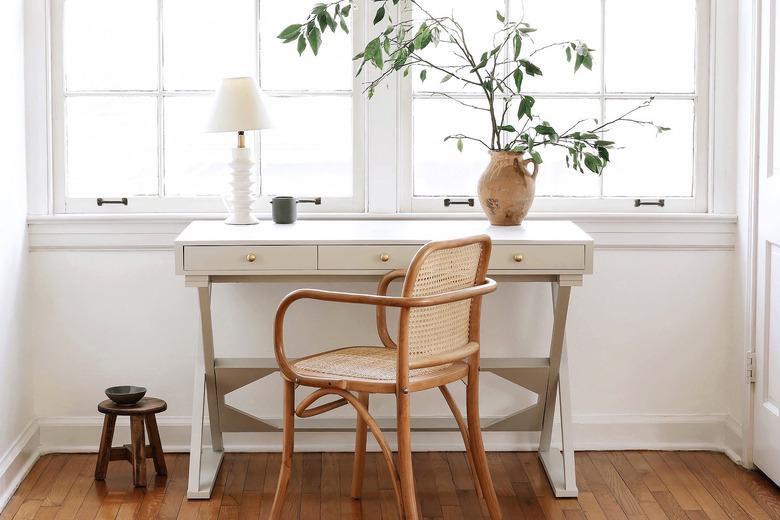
[477,151,539,226]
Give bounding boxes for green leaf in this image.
[656,126,671,135]
[518,26,537,34]
[457,138,464,152]
[498,125,516,132]
[420,69,427,82]
[513,33,522,59]
[565,46,572,62]
[297,34,307,55]
[520,60,542,76]
[339,17,349,33]
[496,10,505,22]
[598,147,610,162]
[584,153,602,173]
[535,124,556,136]
[582,53,593,70]
[518,95,535,119]
[307,26,322,55]
[317,11,328,31]
[341,4,351,16]
[373,6,385,25]
[278,24,302,40]
[513,68,523,91]
[531,150,543,164]
[595,140,615,147]
[440,74,453,83]
[414,23,432,50]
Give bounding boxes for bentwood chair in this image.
[270,235,502,520]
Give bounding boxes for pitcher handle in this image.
[522,158,539,179]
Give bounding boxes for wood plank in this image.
[588,452,644,517]
[642,453,701,512]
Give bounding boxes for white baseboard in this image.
[37,413,743,456]
[0,420,41,513]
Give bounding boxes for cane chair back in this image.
[401,236,491,368]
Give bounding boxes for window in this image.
[52,0,363,213]
[399,0,708,213]
[51,0,709,214]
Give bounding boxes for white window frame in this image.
[47,0,712,216]
[50,0,367,214]
[395,0,712,214]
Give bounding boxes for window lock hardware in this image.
[296,197,322,205]
[444,198,475,208]
[96,197,128,206]
[634,198,665,208]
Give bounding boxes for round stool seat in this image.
[98,397,167,416]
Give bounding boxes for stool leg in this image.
[94,414,116,480]
[130,415,147,487]
[144,414,167,476]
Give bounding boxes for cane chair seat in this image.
[292,346,469,393]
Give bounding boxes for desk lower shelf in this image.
[213,356,551,433]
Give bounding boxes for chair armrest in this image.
[273,279,497,382]
[376,269,406,349]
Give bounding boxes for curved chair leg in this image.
[270,379,295,519]
[466,357,502,520]
[397,390,419,520]
[351,392,369,499]
[439,385,483,498]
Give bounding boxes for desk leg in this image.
[538,282,578,498]
[187,283,225,499]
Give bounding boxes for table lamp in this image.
[206,77,272,225]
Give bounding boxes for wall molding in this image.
[0,420,41,513]
[27,214,737,252]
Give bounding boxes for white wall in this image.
[28,246,739,453]
[0,0,35,505]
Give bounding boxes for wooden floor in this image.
[1,451,779,519]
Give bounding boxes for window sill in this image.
[26,212,737,252]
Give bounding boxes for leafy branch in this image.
[279,0,668,175]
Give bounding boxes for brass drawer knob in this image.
[379,253,390,262]
[513,254,524,263]
[246,253,257,263]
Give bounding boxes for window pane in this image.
[528,98,601,197]
[164,96,256,197]
[510,0,601,93]
[260,96,352,197]
[64,0,158,91]
[413,98,492,197]
[413,0,504,94]
[602,99,694,197]
[66,97,158,197]
[163,0,256,90]
[260,1,353,91]
[605,0,695,93]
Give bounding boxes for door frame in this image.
[743,0,773,470]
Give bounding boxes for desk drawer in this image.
[490,245,585,270]
[184,245,317,272]
[318,245,421,270]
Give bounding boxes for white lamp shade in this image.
[205,77,273,133]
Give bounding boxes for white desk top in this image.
[175,220,593,246]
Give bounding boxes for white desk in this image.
[175,220,594,500]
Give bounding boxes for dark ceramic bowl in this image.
[105,386,147,406]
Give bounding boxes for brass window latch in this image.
[634,198,665,207]
[443,197,475,207]
[97,197,128,206]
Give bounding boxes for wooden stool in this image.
[95,397,167,487]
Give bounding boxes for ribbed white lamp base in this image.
[223,147,259,225]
